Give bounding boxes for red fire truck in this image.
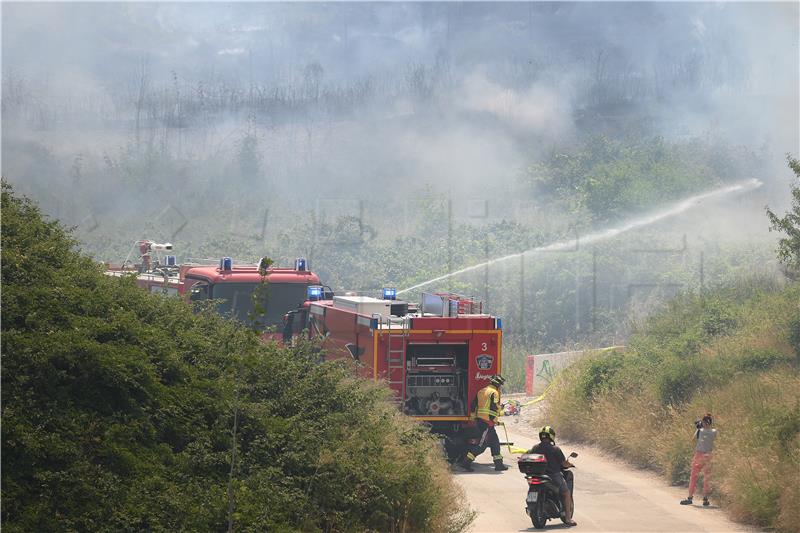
[304,289,503,459]
[106,240,324,336]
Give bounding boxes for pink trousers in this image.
[688,451,712,496]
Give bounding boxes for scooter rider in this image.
[529,426,577,527]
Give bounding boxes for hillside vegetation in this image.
[1,182,473,532]
[545,280,800,531]
[520,135,751,224]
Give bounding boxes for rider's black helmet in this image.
[539,425,556,442]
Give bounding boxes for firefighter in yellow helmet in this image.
[461,374,508,472]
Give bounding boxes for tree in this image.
[766,155,800,277]
[1,182,472,532]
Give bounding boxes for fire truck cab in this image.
[305,290,503,455]
[106,241,322,335]
[183,261,321,332]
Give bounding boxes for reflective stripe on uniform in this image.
[479,427,489,448]
[492,454,503,461]
[466,452,475,461]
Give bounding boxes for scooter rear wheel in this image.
[530,498,546,529]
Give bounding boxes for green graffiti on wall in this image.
[536,359,555,382]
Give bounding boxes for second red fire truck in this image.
[106,240,324,339]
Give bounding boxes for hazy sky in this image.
[2,2,798,210]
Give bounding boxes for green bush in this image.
[731,349,791,373]
[654,357,708,406]
[790,316,800,365]
[1,183,471,533]
[575,350,626,401]
[662,437,694,485]
[700,301,738,337]
[734,481,781,527]
[521,135,757,224]
[765,404,800,449]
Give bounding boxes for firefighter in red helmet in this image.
[461,374,509,472]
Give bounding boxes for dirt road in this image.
[453,417,754,533]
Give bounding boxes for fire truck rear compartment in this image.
[403,343,468,417]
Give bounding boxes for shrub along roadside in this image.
[1,182,474,533]
[544,282,800,532]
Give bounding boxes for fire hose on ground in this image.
[496,374,566,455]
[497,421,530,455]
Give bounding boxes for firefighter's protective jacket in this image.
[472,384,501,425]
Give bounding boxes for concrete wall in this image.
[526,347,625,396]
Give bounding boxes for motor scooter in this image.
[518,451,578,529]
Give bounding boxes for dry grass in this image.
[543,284,800,532]
[547,368,800,531]
[711,373,800,530]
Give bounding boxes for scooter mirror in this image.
[569,452,578,458]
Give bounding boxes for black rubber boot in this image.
[460,460,474,472]
[494,459,509,471]
[680,497,693,505]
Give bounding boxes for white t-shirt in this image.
[695,428,717,453]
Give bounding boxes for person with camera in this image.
[680,413,717,506]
